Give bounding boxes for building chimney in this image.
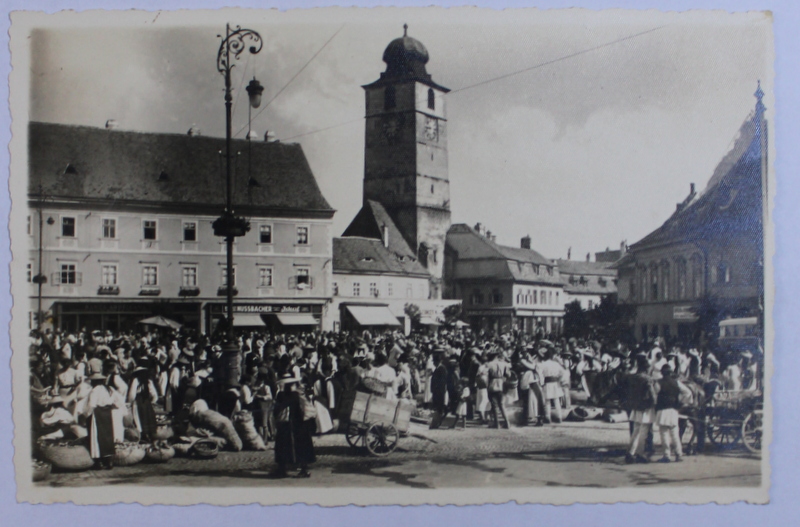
[620,240,627,255]
[264,131,277,142]
[382,224,389,248]
[474,222,482,233]
[486,230,492,240]
[586,252,591,262]
[521,235,531,249]
[247,130,259,140]
[187,125,201,136]
[105,119,118,130]
[690,182,696,195]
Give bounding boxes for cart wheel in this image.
[365,423,398,457]
[741,411,763,454]
[706,418,741,448]
[345,424,365,450]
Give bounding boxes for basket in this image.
[112,442,146,466]
[154,424,174,441]
[32,460,52,482]
[40,442,94,472]
[145,444,175,463]
[359,377,388,396]
[191,439,219,460]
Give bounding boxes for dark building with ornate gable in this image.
[349,25,452,299]
[614,85,768,343]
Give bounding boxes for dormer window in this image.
[157,171,169,182]
[427,88,435,110]
[360,257,375,263]
[63,163,78,175]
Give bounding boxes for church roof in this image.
[363,26,449,92]
[628,108,765,253]
[341,200,418,258]
[27,121,334,216]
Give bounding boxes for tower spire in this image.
[403,23,408,37]
[754,79,765,116]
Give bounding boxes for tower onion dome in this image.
[382,24,431,79]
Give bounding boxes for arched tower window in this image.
[661,261,670,301]
[384,86,396,110]
[427,88,435,110]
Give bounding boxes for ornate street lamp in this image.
[211,24,263,381]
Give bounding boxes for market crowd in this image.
[29,324,760,475]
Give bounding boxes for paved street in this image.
[40,419,760,489]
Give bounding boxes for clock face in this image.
[424,117,438,141]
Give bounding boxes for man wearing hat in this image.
[486,348,511,429]
[428,348,449,429]
[271,373,316,479]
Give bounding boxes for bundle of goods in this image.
[232,411,266,451]
[190,439,219,460]
[144,442,175,463]
[171,437,198,457]
[112,441,146,467]
[154,414,174,441]
[32,460,52,482]
[39,440,94,472]
[567,406,603,422]
[124,427,141,442]
[188,400,242,451]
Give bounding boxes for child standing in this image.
[450,379,470,430]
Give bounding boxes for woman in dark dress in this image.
[271,373,316,478]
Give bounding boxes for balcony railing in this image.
[179,286,201,297]
[139,286,161,296]
[97,285,120,295]
[217,286,238,297]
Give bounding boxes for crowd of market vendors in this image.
[28,324,761,476]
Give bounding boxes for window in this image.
[332,282,339,296]
[533,290,538,304]
[492,289,503,305]
[662,263,670,300]
[406,285,412,298]
[221,267,237,287]
[102,218,116,239]
[650,265,659,300]
[27,215,31,236]
[259,225,272,244]
[427,88,435,110]
[717,262,731,284]
[677,259,687,299]
[183,222,197,242]
[258,267,273,288]
[692,255,703,298]
[387,283,393,297]
[101,264,118,286]
[60,263,77,284]
[26,262,32,282]
[353,282,361,297]
[296,268,310,286]
[143,220,157,240]
[588,299,594,309]
[182,266,197,287]
[369,282,378,297]
[142,265,158,286]
[296,226,309,245]
[61,217,76,237]
[556,292,560,305]
[384,86,396,110]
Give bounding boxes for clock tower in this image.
[361,25,452,298]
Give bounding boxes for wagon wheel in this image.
[365,423,399,457]
[345,424,365,450]
[706,417,742,448]
[741,411,763,454]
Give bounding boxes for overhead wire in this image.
[234,24,346,138]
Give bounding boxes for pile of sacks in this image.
[171,399,266,458]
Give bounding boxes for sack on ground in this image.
[314,401,333,434]
[232,410,266,451]
[190,408,243,451]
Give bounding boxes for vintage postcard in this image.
[9,7,773,505]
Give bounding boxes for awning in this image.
[231,314,266,327]
[419,316,442,326]
[345,305,402,327]
[274,313,319,326]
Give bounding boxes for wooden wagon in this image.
[342,391,414,456]
[705,389,763,453]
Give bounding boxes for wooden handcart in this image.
[343,391,414,457]
[705,389,763,453]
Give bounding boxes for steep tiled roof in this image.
[333,237,429,277]
[28,121,334,215]
[446,224,562,285]
[630,111,764,251]
[341,200,417,258]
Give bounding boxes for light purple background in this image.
[1,0,797,525]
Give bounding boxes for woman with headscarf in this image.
[127,358,159,445]
[270,373,316,479]
[82,365,125,469]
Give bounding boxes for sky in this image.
[27,8,773,260]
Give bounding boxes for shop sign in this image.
[673,305,698,321]
[208,303,321,315]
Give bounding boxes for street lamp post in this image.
[211,24,263,380]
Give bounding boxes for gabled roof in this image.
[629,110,765,252]
[28,121,334,215]
[333,237,429,277]
[446,224,562,285]
[341,200,417,259]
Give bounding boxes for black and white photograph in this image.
[9,7,773,505]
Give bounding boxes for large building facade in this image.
[349,26,452,299]
[444,224,565,335]
[615,86,767,343]
[28,122,335,333]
